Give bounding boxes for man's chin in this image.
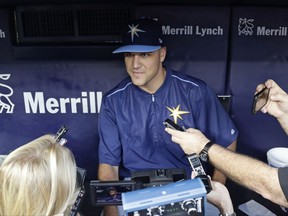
[131,79,145,87]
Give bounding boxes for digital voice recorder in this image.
[187,153,212,193]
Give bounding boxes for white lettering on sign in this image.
[0,29,5,38]
[195,26,224,36]
[162,25,223,36]
[257,26,287,36]
[23,91,102,114]
[162,25,193,35]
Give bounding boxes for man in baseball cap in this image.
[98,16,238,216]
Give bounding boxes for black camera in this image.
[122,178,206,216]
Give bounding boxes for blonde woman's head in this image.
[0,134,78,216]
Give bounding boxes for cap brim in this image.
[113,45,161,54]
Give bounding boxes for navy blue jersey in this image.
[98,68,238,178]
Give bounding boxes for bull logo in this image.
[0,74,14,113]
[238,18,254,35]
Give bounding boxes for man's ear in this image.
[160,47,167,63]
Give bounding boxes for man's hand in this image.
[165,127,209,155]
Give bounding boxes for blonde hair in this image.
[0,135,79,216]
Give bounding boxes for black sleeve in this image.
[278,167,288,201]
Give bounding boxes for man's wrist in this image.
[197,138,210,154]
[277,114,288,135]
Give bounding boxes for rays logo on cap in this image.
[128,24,145,42]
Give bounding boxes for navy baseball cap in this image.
[113,17,164,54]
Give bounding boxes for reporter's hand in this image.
[257,79,288,118]
[165,127,209,155]
[191,172,234,215]
[207,180,234,214]
[256,79,288,134]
